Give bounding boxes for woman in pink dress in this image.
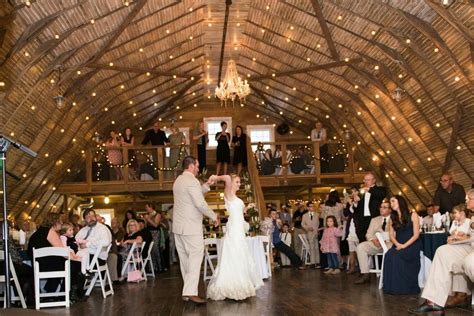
[320,215,344,274]
[105,130,123,180]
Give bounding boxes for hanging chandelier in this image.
[391,87,404,102]
[215,59,251,106]
[53,65,65,109]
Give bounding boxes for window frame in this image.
[203,117,233,149]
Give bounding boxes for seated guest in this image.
[70,214,83,235]
[279,203,292,226]
[268,209,306,270]
[137,219,153,258]
[109,217,125,282]
[383,195,421,295]
[354,200,392,284]
[421,204,436,228]
[119,219,143,273]
[409,189,474,314]
[433,172,466,214]
[27,213,85,302]
[60,222,89,274]
[122,210,137,230]
[76,209,112,266]
[448,204,471,241]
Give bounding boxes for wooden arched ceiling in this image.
[0,0,472,219]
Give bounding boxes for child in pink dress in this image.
[320,215,343,274]
[60,223,89,274]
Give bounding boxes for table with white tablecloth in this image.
[418,232,448,288]
[215,236,269,280]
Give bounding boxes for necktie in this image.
[382,218,387,231]
[317,131,320,139]
[84,227,93,240]
[310,213,313,220]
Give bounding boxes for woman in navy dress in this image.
[383,195,421,295]
[215,121,231,175]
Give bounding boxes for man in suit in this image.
[354,200,392,284]
[172,156,219,304]
[301,201,320,267]
[353,172,387,242]
[141,122,170,146]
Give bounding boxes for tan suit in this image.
[356,216,391,274]
[173,171,217,296]
[422,243,474,307]
[302,212,320,265]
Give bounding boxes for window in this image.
[164,127,190,157]
[203,117,232,149]
[94,208,114,226]
[247,125,275,151]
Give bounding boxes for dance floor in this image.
[3,266,473,315]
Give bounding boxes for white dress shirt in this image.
[363,191,371,217]
[76,222,112,260]
[310,128,327,142]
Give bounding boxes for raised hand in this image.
[214,217,221,227]
[206,175,217,185]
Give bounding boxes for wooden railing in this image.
[245,135,266,219]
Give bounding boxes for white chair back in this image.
[374,232,390,289]
[298,234,311,265]
[0,250,27,308]
[141,241,155,278]
[120,242,145,282]
[257,235,272,278]
[203,238,218,281]
[33,247,70,310]
[84,244,114,298]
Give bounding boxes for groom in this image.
[173,156,219,304]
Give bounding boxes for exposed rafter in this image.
[309,0,340,60]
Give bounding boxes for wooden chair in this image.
[203,238,217,281]
[84,244,114,298]
[0,250,27,308]
[141,241,155,279]
[33,247,70,310]
[257,235,272,278]
[298,234,311,265]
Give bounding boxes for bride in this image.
[207,174,264,300]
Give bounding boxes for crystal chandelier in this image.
[215,59,251,106]
[391,87,404,102]
[53,65,65,109]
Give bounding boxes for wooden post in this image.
[157,146,163,188]
[123,147,129,185]
[132,194,137,210]
[281,143,288,183]
[86,148,92,193]
[63,194,69,214]
[348,144,355,181]
[313,141,321,184]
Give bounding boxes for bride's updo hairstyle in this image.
[230,173,240,181]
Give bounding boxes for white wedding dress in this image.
[207,197,264,300]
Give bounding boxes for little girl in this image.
[279,224,292,267]
[60,222,89,274]
[448,204,471,243]
[320,215,343,274]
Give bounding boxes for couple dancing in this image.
[172,156,263,304]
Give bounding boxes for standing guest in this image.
[448,204,471,240]
[172,156,219,304]
[279,223,292,266]
[215,121,231,175]
[302,201,320,267]
[168,124,186,178]
[292,202,308,257]
[320,215,344,274]
[268,209,305,270]
[76,209,112,266]
[27,213,85,301]
[192,120,208,173]
[141,122,170,146]
[321,190,344,226]
[433,172,466,214]
[105,130,123,180]
[109,217,125,282]
[354,200,392,284]
[279,203,292,226]
[383,195,421,295]
[310,121,328,173]
[231,125,247,176]
[409,189,474,314]
[143,203,162,273]
[353,172,387,242]
[343,186,360,274]
[122,209,137,230]
[166,205,178,265]
[421,204,436,228]
[121,127,137,180]
[159,210,171,271]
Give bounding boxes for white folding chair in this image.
[298,234,311,265]
[257,235,272,278]
[0,250,27,308]
[141,241,155,279]
[84,244,114,298]
[203,238,217,282]
[120,242,145,282]
[33,247,70,310]
[370,232,389,289]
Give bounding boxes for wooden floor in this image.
[3,266,473,316]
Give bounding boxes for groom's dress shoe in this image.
[182,296,190,302]
[445,292,469,308]
[408,301,445,314]
[187,296,207,304]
